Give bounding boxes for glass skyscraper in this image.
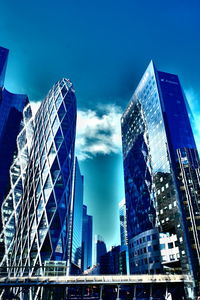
[2,78,84,281]
[121,61,200,298]
[82,205,93,271]
[0,46,28,261]
[70,158,84,274]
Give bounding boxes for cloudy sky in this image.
[1,0,200,251]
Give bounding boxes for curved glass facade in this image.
[129,229,161,274]
[6,79,77,276]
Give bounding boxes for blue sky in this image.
[1,0,200,251]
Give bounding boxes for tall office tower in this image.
[95,235,107,265]
[4,78,82,278]
[70,159,84,274]
[0,46,28,261]
[121,61,200,297]
[82,205,93,271]
[119,199,128,246]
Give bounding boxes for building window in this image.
[169,254,175,261]
[168,242,173,249]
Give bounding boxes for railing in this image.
[0,266,193,287]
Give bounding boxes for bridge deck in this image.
[0,274,193,287]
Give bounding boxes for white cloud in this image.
[30,101,41,117]
[30,101,123,160]
[76,105,123,160]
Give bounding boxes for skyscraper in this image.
[2,78,83,279]
[0,46,28,261]
[82,205,93,271]
[100,245,121,275]
[95,235,107,265]
[70,159,84,274]
[121,61,200,297]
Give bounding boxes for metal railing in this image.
[0,266,193,287]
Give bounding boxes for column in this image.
[116,284,121,300]
[99,285,103,300]
[133,285,137,300]
[150,284,153,300]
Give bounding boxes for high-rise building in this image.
[121,61,200,297]
[2,78,83,279]
[95,235,107,265]
[0,46,28,261]
[100,245,121,275]
[100,245,129,275]
[70,159,84,274]
[82,205,93,271]
[119,199,128,246]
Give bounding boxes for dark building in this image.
[121,61,200,298]
[100,245,129,275]
[82,205,93,271]
[0,46,28,261]
[119,245,130,275]
[95,235,107,265]
[100,246,120,275]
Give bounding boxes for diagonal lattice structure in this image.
[3,79,77,277]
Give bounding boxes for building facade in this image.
[2,78,83,279]
[100,245,129,275]
[128,228,161,274]
[95,235,107,265]
[70,159,84,274]
[119,199,128,246]
[82,205,93,271]
[100,246,121,275]
[121,61,200,298]
[0,46,28,261]
[1,103,34,269]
